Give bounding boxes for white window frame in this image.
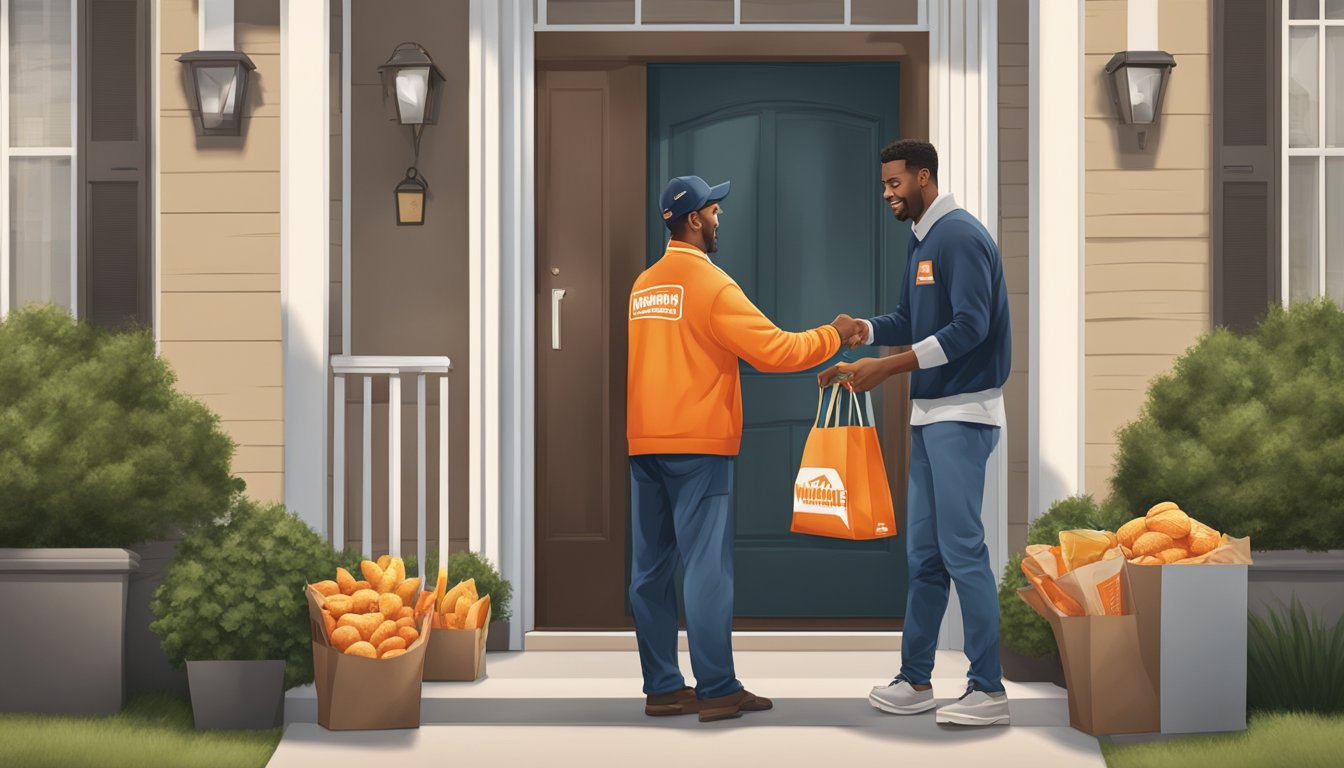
[535,0,928,31]
[0,0,80,319]
[1282,8,1344,305]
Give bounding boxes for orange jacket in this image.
[627,241,841,456]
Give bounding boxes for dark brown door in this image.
[535,64,647,629]
[79,0,151,329]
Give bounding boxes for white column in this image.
[1028,0,1084,522]
[469,0,533,650]
[281,0,330,536]
[929,0,1003,652]
[200,0,234,50]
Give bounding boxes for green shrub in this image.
[0,305,243,548]
[999,494,1124,658]
[1247,598,1344,715]
[150,496,343,689]
[335,549,513,623]
[1109,298,1344,551]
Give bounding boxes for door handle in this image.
[551,289,567,350]
[111,166,138,171]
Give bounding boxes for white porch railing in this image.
[330,356,452,575]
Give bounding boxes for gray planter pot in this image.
[187,660,285,730]
[126,537,190,697]
[1000,645,1066,688]
[1248,549,1344,624]
[487,619,511,652]
[0,548,139,715]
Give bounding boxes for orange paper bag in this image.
[791,384,897,540]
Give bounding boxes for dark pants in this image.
[628,454,742,700]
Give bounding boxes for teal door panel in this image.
[645,63,910,618]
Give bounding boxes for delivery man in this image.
[629,175,866,723]
[820,140,1013,726]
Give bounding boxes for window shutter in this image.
[80,0,150,330]
[1214,0,1279,333]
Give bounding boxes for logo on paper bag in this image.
[915,260,935,285]
[630,284,684,321]
[794,468,849,527]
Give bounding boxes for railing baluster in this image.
[389,374,402,557]
[417,373,427,578]
[333,374,345,553]
[362,375,373,559]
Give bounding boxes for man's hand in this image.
[830,314,868,349]
[817,356,891,393]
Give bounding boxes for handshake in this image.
[830,314,868,350]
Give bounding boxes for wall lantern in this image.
[395,167,429,226]
[177,51,256,137]
[378,42,446,157]
[1104,51,1176,149]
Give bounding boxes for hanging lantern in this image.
[395,167,429,226]
[1104,51,1177,148]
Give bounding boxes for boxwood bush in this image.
[1109,298,1344,551]
[151,496,343,688]
[0,305,242,548]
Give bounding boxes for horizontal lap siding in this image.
[158,0,284,502]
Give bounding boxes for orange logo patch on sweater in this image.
[630,284,684,321]
[915,260,935,285]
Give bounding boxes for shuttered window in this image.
[0,0,149,328]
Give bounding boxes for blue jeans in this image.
[628,454,743,700]
[899,421,1005,693]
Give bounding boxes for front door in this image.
[536,62,912,629]
[647,63,910,620]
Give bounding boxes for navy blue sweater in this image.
[869,209,1011,400]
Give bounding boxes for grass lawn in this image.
[0,693,282,768]
[1102,712,1344,768]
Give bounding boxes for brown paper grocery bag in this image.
[423,606,491,682]
[306,585,430,730]
[1018,587,1159,736]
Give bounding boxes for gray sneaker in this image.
[868,675,937,715]
[935,686,1010,726]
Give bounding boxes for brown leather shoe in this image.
[697,689,774,722]
[645,686,699,716]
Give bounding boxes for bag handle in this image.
[816,384,877,429]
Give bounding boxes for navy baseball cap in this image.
[659,175,731,229]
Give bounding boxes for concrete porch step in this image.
[283,650,1070,728]
[273,651,1098,767]
[523,630,902,652]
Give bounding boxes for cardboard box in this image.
[423,607,491,682]
[306,586,431,730]
[1124,560,1248,734]
[1019,587,1160,736]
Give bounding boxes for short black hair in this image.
[880,139,938,184]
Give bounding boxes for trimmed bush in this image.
[1109,298,1344,551]
[151,496,343,688]
[0,305,242,548]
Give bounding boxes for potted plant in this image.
[1108,298,1344,623]
[0,305,241,715]
[151,495,342,730]
[999,494,1127,685]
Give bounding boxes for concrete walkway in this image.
[271,650,1104,767]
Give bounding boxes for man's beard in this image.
[706,227,719,253]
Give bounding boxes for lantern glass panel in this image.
[398,189,425,224]
[395,67,431,124]
[196,64,240,130]
[1126,66,1164,124]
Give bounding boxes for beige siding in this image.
[158,0,284,503]
[1083,0,1213,501]
[1000,0,1030,554]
